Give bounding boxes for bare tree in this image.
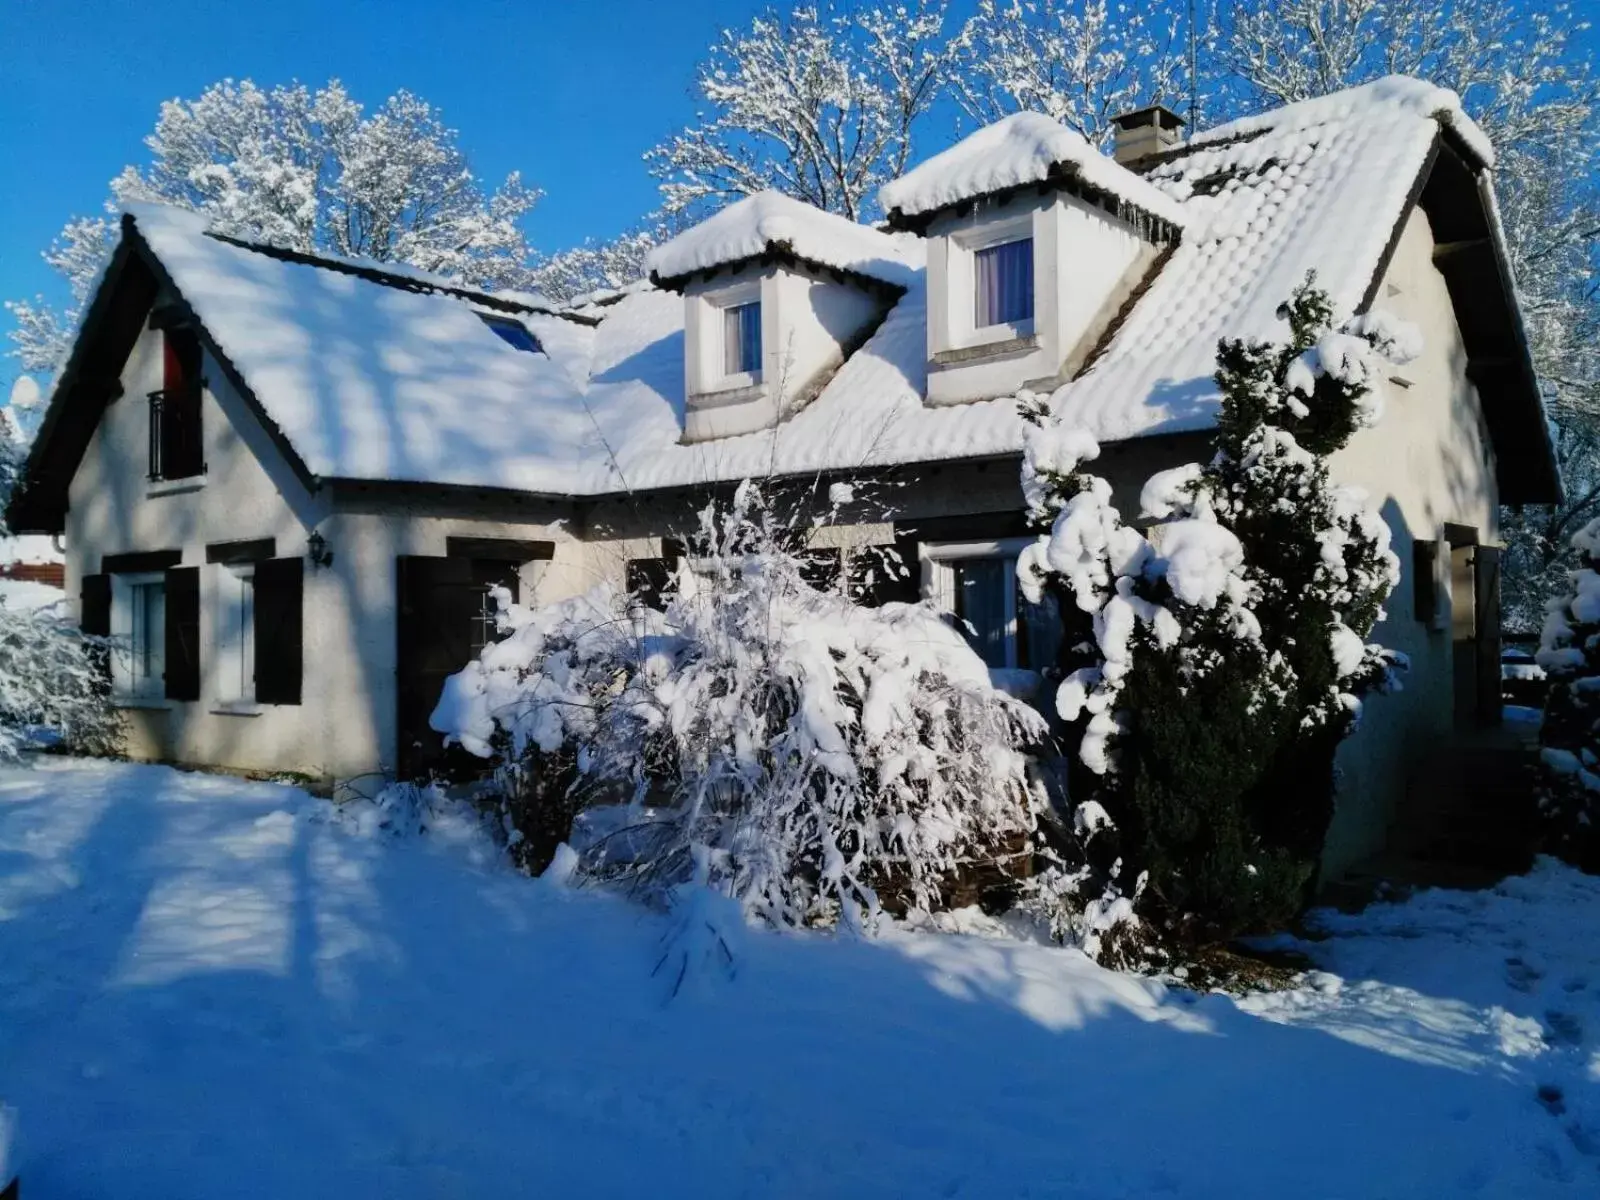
[950,0,1200,145]
[646,3,960,220]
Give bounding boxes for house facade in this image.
[7,77,1557,880]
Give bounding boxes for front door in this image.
[396,555,521,780]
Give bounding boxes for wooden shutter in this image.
[799,547,842,590]
[254,557,304,705]
[1413,539,1439,625]
[163,566,201,701]
[1474,545,1502,725]
[160,328,204,479]
[79,573,113,690]
[80,574,111,636]
[852,531,921,606]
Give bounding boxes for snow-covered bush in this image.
[0,592,121,762]
[0,436,120,762]
[433,482,1049,932]
[1018,277,1410,941]
[1535,518,1600,871]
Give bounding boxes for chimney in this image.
[1110,104,1185,165]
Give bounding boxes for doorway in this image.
[395,538,553,780]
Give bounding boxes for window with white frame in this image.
[721,300,762,379]
[973,237,1034,329]
[923,540,1062,674]
[112,573,166,699]
[216,565,257,704]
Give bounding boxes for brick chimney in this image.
[1111,104,1185,165]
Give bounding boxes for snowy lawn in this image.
[1,758,1597,1198]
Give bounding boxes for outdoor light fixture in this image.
[307,529,334,570]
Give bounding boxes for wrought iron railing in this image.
[147,388,204,481]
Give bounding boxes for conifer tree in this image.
[1019,277,1413,940]
[1535,519,1600,871]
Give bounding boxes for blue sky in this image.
[0,0,779,391]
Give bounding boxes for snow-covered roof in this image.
[15,77,1547,519]
[878,112,1188,230]
[645,191,921,290]
[130,204,600,492]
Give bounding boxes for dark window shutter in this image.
[626,558,673,609]
[255,557,304,705]
[852,534,921,606]
[163,566,201,701]
[1413,539,1438,624]
[80,574,112,636]
[1474,545,1503,725]
[157,328,205,479]
[799,547,842,591]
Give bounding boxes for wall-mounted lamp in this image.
[307,529,334,570]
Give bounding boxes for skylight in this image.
[479,314,542,354]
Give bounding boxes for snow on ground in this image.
[1,757,1597,1198]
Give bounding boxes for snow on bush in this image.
[432,481,1049,933]
[1016,275,1410,941]
[0,599,122,762]
[1535,516,1600,870]
[0,434,120,762]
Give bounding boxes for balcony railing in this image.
[147,387,205,482]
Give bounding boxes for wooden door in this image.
[395,555,520,780]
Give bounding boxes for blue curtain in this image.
[723,302,762,375]
[975,239,1034,328]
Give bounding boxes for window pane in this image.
[133,581,165,696]
[723,302,761,375]
[953,558,1009,669]
[974,238,1034,328]
[1017,580,1063,673]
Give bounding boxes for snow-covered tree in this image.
[646,3,960,220]
[432,482,1048,932]
[526,223,665,303]
[8,79,542,372]
[950,0,1201,145]
[0,413,120,762]
[1534,517,1600,871]
[1017,278,1411,938]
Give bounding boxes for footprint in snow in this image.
[1506,956,1543,992]
[1544,1009,1584,1047]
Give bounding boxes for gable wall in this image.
[1322,203,1500,878]
[64,309,585,782]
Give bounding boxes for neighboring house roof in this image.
[7,76,1558,532]
[646,190,921,291]
[878,110,1188,232]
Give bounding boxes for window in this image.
[112,574,166,699]
[217,566,257,704]
[974,238,1034,329]
[722,301,762,377]
[925,541,1062,674]
[479,314,542,353]
[149,328,204,481]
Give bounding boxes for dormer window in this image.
[722,301,762,377]
[479,314,542,354]
[975,237,1034,328]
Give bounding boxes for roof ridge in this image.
[198,229,556,316]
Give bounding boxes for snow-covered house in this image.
[6,77,1556,879]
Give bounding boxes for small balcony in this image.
[147,387,205,482]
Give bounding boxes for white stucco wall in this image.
[924,190,1149,405]
[1321,204,1500,879]
[65,310,583,783]
[681,264,884,441]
